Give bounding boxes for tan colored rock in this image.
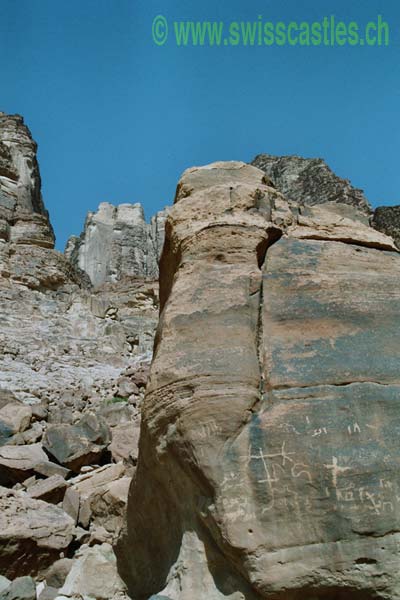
[118,162,400,600]
[109,422,140,464]
[68,463,126,533]
[0,443,48,485]
[59,543,127,599]
[0,486,74,578]
[289,202,398,250]
[27,474,67,504]
[0,402,32,434]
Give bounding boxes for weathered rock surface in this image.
[0,486,75,578]
[118,161,400,600]
[372,205,400,249]
[59,544,128,599]
[0,113,54,248]
[252,153,372,214]
[0,443,52,485]
[0,576,36,600]
[65,202,169,286]
[43,414,110,472]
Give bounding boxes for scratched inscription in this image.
[219,408,400,526]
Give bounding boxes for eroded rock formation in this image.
[0,112,54,248]
[118,161,400,600]
[65,202,169,286]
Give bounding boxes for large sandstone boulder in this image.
[117,162,400,600]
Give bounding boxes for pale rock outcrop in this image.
[65,202,169,286]
[252,153,372,214]
[117,161,400,600]
[0,113,54,248]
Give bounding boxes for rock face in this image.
[372,205,400,249]
[0,113,54,248]
[251,153,372,214]
[118,161,400,600]
[65,202,169,286]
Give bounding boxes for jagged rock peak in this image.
[65,202,169,287]
[251,153,372,214]
[0,112,55,248]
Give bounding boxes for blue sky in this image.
[1,0,400,250]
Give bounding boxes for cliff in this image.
[0,112,55,248]
[65,202,169,286]
[117,161,400,600]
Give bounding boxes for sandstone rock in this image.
[68,463,126,534]
[37,586,59,600]
[0,443,49,485]
[45,558,74,588]
[289,202,397,251]
[59,544,127,599]
[27,474,67,504]
[43,414,110,472]
[116,376,139,398]
[0,486,74,578]
[0,576,36,600]
[372,205,400,249]
[100,401,134,427]
[0,389,19,409]
[251,153,372,213]
[0,578,10,596]
[109,422,140,464]
[0,402,32,434]
[62,486,80,524]
[34,460,70,480]
[65,202,169,286]
[118,161,400,600]
[0,113,54,248]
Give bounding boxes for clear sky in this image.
[1,0,400,250]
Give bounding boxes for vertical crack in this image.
[254,230,282,412]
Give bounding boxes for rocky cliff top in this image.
[252,153,372,214]
[65,202,169,287]
[0,113,54,248]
